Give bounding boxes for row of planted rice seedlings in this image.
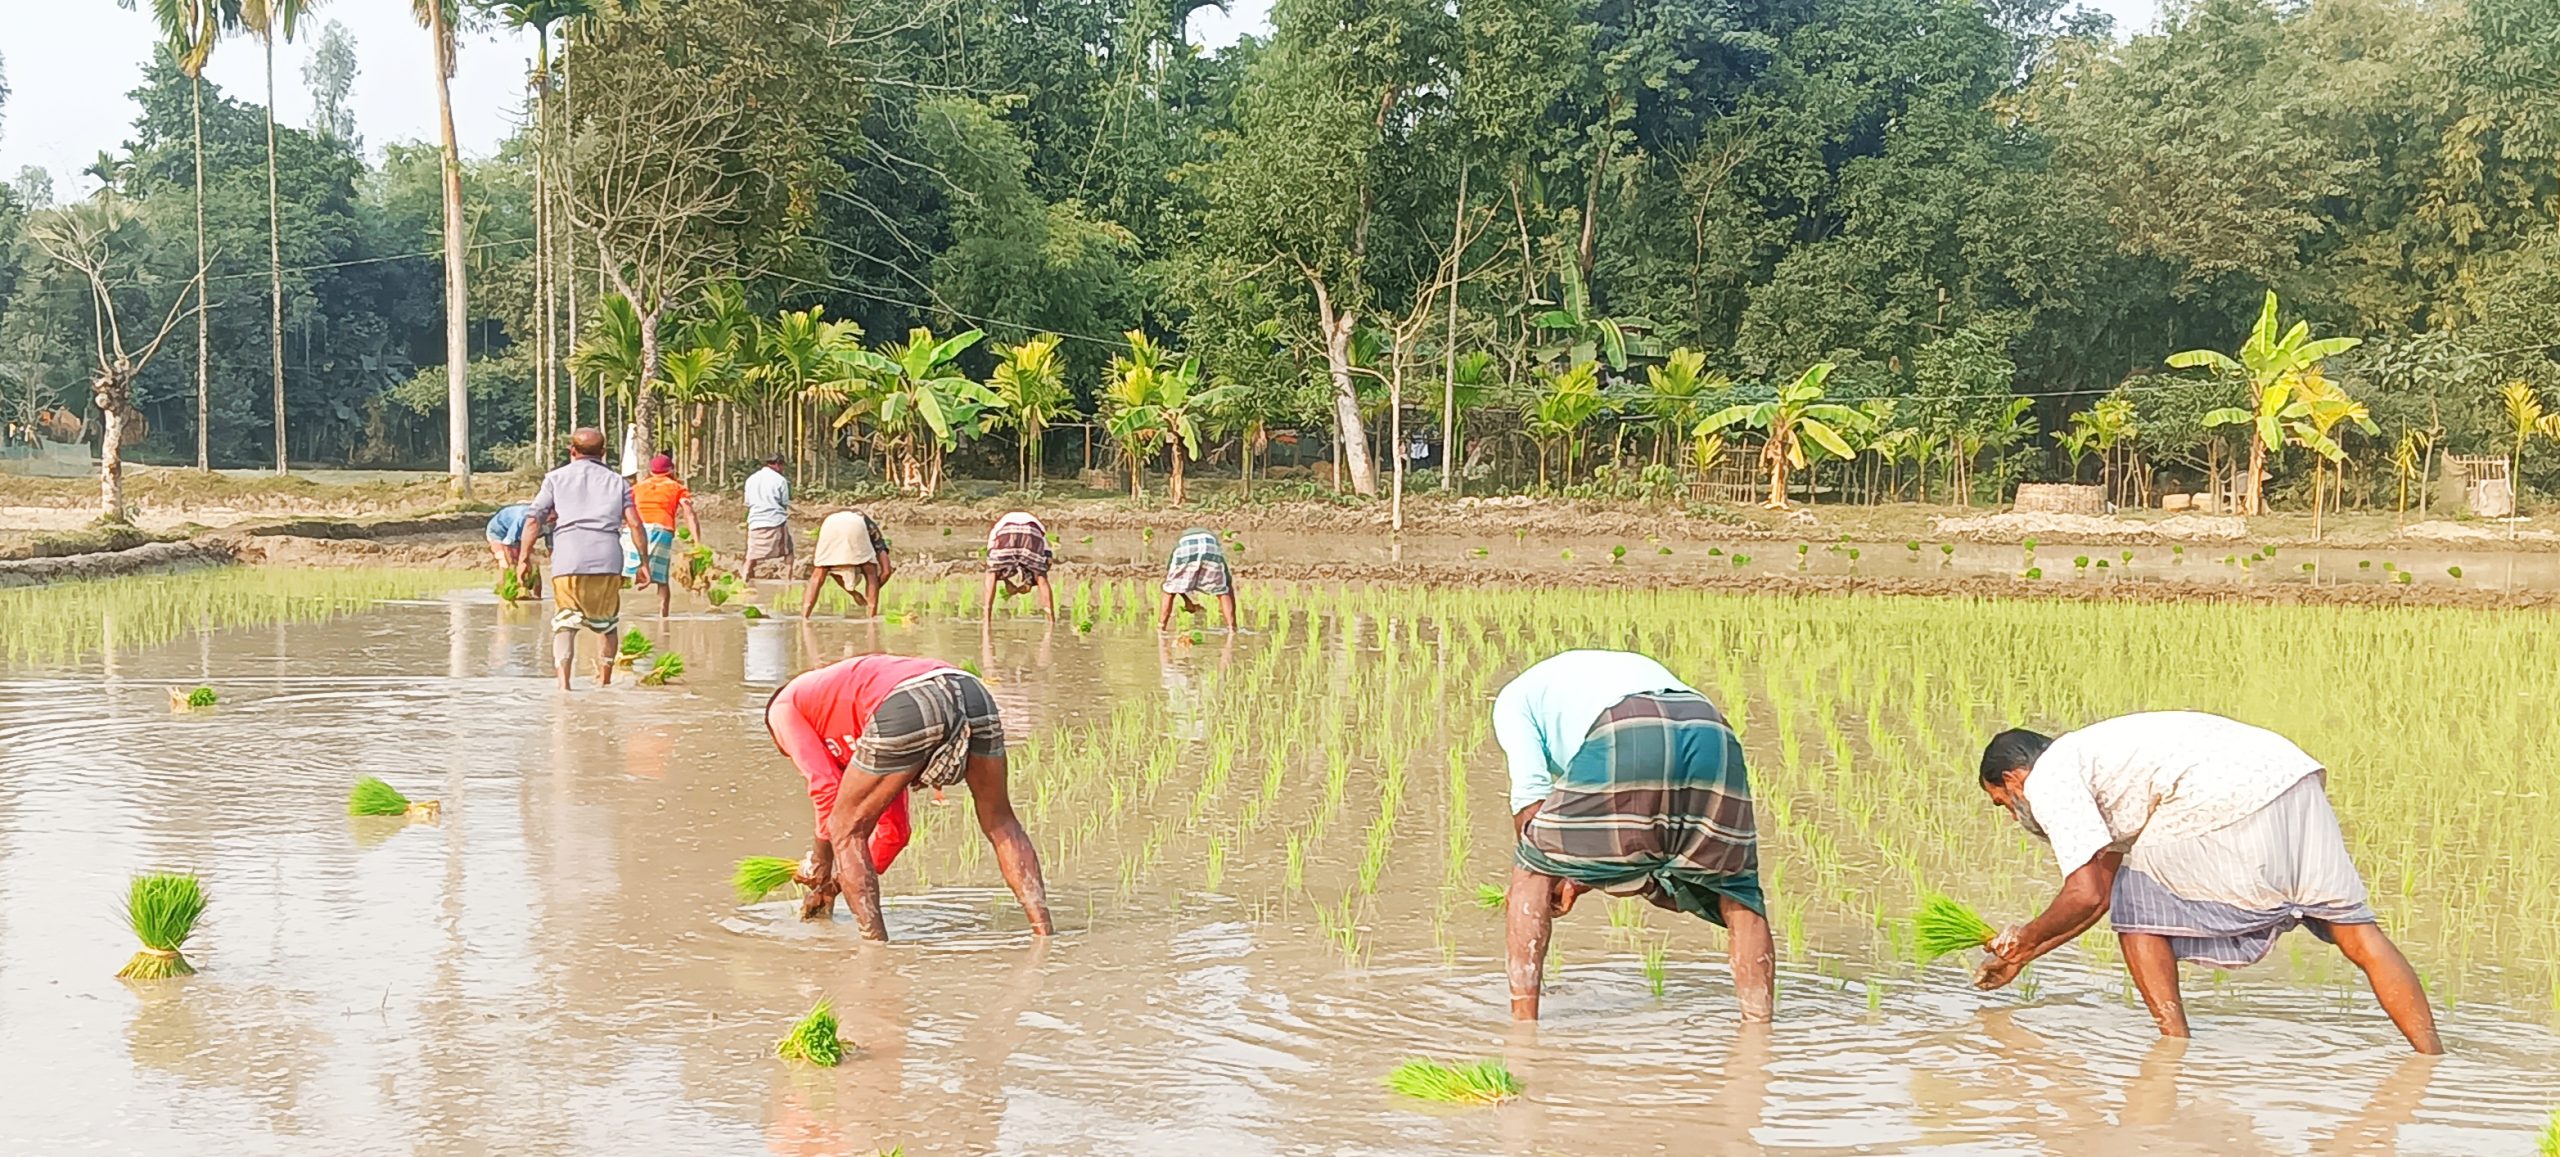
[0,567,463,667]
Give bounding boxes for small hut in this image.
[2439,456,2513,518]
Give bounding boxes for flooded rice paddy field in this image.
[1,569,2556,1154]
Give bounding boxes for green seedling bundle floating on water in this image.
[170,686,218,711]
[619,629,654,662]
[734,856,803,903]
[347,776,442,821]
[1384,1059,1522,1105]
[641,652,686,686]
[1914,893,1998,963]
[775,998,844,1067]
[116,873,207,980]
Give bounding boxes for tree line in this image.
[5,0,2560,520]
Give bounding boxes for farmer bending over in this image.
[1974,713,2440,1053]
[1495,650,1773,1022]
[981,511,1057,622]
[485,501,548,588]
[802,509,895,618]
[1156,527,1236,631]
[766,654,1052,940]
[623,453,703,617]
[521,427,652,689]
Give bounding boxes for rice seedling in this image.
[2023,567,2042,580]
[2121,550,2134,564]
[1906,540,1922,553]
[1384,1059,1521,1105]
[1641,942,1668,998]
[774,998,844,1067]
[619,629,654,661]
[2536,1108,2557,1156]
[2395,570,2413,585]
[2449,565,2463,579]
[1708,546,1723,556]
[494,568,524,602]
[2359,559,2372,569]
[1560,549,1573,561]
[1657,546,1672,555]
[1941,543,1956,559]
[641,652,686,685]
[1731,554,1750,566]
[171,686,217,711]
[1475,883,1507,910]
[116,873,207,980]
[740,604,766,619]
[1914,894,1997,964]
[2301,562,2316,573]
[2073,555,2090,570]
[1610,545,1627,563]
[347,776,441,820]
[734,856,803,903]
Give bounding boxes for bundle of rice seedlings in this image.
[733,855,803,903]
[774,998,844,1066]
[2539,1109,2557,1157]
[1384,1059,1521,1105]
[169,686,218,711]
[740,604,766,619]
[618,629,654,663]
[1473,883,1507,910]
[116,873,207,980]
[494,569,524,603]
[1914,893,1998,963]
[641,652,686,686]
[347,776,442,820]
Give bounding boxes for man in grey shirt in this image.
[520,427,652,689]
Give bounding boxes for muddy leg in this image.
[963,752,1053,935]
[827,772,916,941]
[2323,920,2443,1054]
[1507,865,1559,1021]
[1720,896,1775,1024]
[2119,931,2190,1038]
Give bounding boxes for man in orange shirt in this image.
[624,453,704,617]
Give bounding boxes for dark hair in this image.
[762,453,786,466]
[1979,728,2053,786]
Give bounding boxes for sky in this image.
[1,0,2164,202]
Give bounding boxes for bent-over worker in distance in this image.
[801,509,896,618]
[765,654,1053,940]
[981,511,1056,622]
[1494,650,1773,1022]
[1974,713,2440,1053]
[485,501,547,588]
[624,453,704,618]
[521,427,652,689]
[1155,527,1236,631]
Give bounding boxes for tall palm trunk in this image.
[192,77,210,472]
[427,0,472,496]
[263,38,288,473]
[532,29,553,460]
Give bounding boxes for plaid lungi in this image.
[1161,529,1232,596]
[1515,691,1764,925]
[986,513,1051,585]
[854,670,1008,790]
[622,525,676,584]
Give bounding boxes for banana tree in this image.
[1530,263,1656,371]
[1527,361,1607,488]
[987,334,1075,492]
[1104,331,1181,499]
[832,327,990,496]
[2167,291,2359,515]
[2283,369,2379,538]
[1695,362,1859,508]
[1150,358,1233,505]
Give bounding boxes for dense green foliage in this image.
[8,0,2560,505]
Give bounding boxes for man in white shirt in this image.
[1975,712,2439,1053]
[742,454,793,580]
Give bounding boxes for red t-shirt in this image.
[779,654,956,769]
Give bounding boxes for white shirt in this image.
[1492,651,1694,813]
[743,467,791,529]
[2023,711,2324,877]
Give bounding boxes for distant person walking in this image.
[1974,713,2440,1053]
[624,453,704,617]
[765,653,1053,941]
[802,509,895,618]
[742,454,794,581]
[519,427,652,689]
[981,511,1056,622]
[1156,527,1236,631]
[485,502,548,588]
[1494,650,1772,1023]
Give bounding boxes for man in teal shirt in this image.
[1492,650,1773,1022]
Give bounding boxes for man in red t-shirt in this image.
[765,653,1053,940]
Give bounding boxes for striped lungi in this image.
[1161,529,1232,596]
[1515,691,1764,925]
[854,670,1008,790]
[2110,772,2375,967]
[986,513,1051,586]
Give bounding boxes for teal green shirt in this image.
[1492,650,1694,814]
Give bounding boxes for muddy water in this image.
[2,587,2556,1154]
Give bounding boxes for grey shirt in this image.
[526,457,637,576]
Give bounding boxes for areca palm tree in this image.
[413,0,472,495]
[1695,362,1859,508]
[568,293,645,418]
[987,334,1075,492]
[499,0,594,462]
[2167,291,2359,515]
[1639,347,1726,469]
[1526,361,1606,488]
[237,0,312,474]
[120,0,232,470]
[2286,369,2376,537]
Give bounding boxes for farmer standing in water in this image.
[980,510,1057,622]
[1494,650,1773,1022]
[1974,713,2441,1053]
[1155,527,1236,631]
[766,653,1053,940]
[520,427,652,689]
[624,452,704,618]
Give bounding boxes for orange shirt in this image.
[631,474,690,529]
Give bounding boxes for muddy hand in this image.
[1974,925,2027,991]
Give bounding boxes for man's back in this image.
[529,458,635,576]
[745,467,791,528]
